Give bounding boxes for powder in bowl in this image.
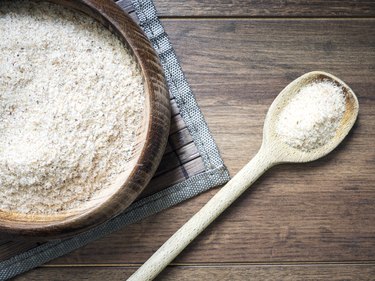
[276,81,346,152]
[0,1,145,214]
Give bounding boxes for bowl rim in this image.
[0,0,171,239]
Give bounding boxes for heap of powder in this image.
[276,81,346,152]
[0,1,145,214]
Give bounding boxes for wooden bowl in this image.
[0,0,170,240]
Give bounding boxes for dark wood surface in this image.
[13,264,375,280]
[119,0,375,17]
[13,0,375,280]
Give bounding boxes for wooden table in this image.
[17,1,375,280]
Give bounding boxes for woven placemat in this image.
[0,0,230,279]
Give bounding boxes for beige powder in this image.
[276,81,346,152]
[0,1,145,214]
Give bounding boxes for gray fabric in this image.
[0,0,230,279]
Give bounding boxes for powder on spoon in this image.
[0,1,145,214]
[276,80,346,152]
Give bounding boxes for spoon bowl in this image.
[263,71,359,164]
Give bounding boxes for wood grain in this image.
[147,0,375,17]
[13,264,375,280]
[48,18,375,266]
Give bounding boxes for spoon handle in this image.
[127,148,274,281]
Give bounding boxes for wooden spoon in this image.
[127,71,359,281]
